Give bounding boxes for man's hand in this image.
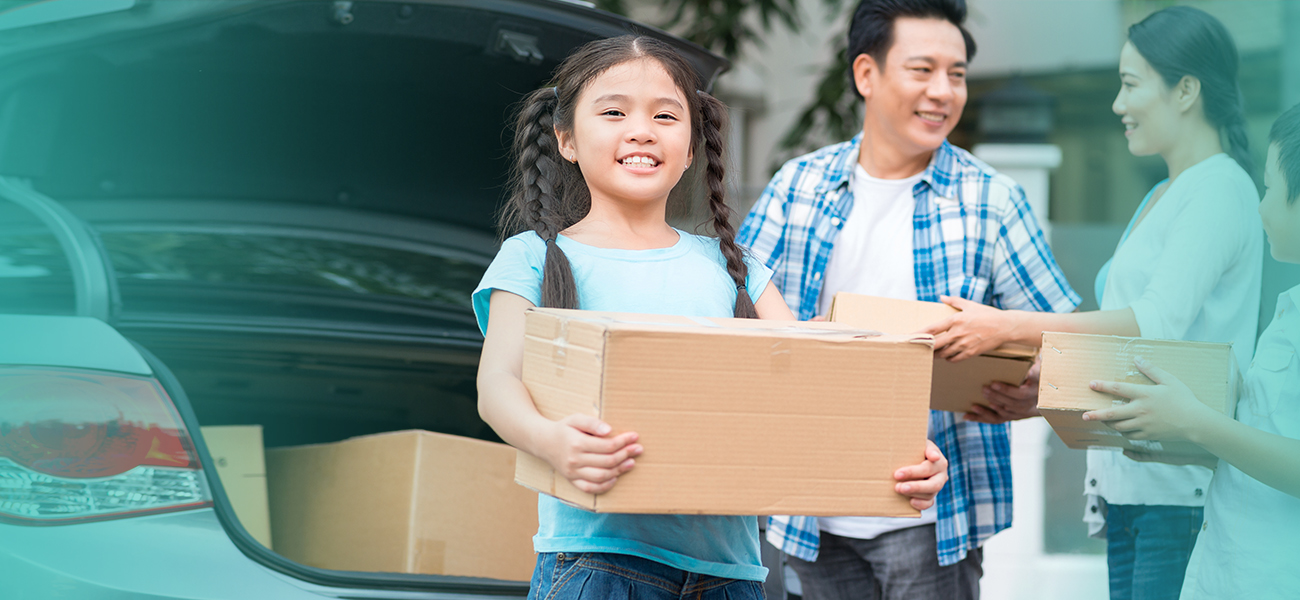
[894,440,949,510]
[541,414,642,495]
[925,296,1021,362]
[966,360,1042,424]
[1082,357,1216,443]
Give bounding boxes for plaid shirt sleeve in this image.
[738,162,814,318]
[986,173,1080,313]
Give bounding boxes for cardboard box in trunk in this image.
[516,307,933,517]
[1038,332,1240,454]
[828,293,1038,412]
[201,425,272,549]
[265,430,538,582]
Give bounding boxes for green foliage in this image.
[595,0,803,59]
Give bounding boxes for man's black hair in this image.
[846,0,976,96]
[1269,103,1300,204]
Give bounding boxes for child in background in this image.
[1085,102,1300,599]
[473,36,949,600]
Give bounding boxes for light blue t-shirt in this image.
[472,229,773,582]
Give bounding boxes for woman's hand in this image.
[1081,357,1216,443]
[925,296,1022,362]
[966,360,1042,424]
[539,414,642,495]
[894,440,949,510]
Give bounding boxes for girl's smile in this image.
[557,59,693,208]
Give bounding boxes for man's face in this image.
[856,17,968,157]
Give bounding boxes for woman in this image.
[924,7,1262,599]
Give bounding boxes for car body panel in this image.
[0,314,150,375]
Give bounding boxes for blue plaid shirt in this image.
[739,135,1080,567]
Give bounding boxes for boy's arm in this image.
[1085,358,1300,499]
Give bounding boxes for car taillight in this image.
[0,366,211,524]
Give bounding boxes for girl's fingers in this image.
[577,430,639,454]
[580,445,643,469]
[563,414,612,437]
[572,459,635,484]
[572,477,618,495]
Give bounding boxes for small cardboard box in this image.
[828,293,1038,412]
[265,430,538,581]
[1038,332,1240,454]
[201,425,272,549]
[516,307,934,517]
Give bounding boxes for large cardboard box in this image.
[1038,332,1240,454]
[828,293,1038,412]
[201,425,272,549]
[516,307,933,517]
[265,430,538,582]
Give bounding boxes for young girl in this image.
[922,7,1262,598]
[473,36,949,599]
[1084,102,1300,598]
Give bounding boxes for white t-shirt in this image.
[816,164,936,539]
[1083,153,1263,534]
[1180,287,1300,599]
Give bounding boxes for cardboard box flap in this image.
[828,293,1035,357]
[526,307,907,342]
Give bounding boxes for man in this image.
[737,1,1080,598]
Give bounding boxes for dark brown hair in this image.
[1129,6,1254,182]
[501,35,757,318]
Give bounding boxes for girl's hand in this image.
[966,360,1042,424]
[925,296,1020,362]
[1081,357,1216,443]
[894,440,949,510]
[540,414,643,495]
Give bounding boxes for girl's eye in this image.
[602,109,624,117]
[655,113,678,121]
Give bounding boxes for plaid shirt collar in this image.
[815,134,964,219]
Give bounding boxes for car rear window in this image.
[100,230,487,317]
[0,200,76,316]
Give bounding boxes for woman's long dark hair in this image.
[501,35,757,318]
[1128,6,1254,181]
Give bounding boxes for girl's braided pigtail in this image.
[508,87,580,309]
[698,91,758,319]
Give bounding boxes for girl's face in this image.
[1113,42,1181,157]
[1260,143,1300,263]
[558,58,693,208]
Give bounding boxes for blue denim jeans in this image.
[527,552,766,600]
[1105,504,1203,600]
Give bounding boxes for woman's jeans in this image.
[1105,504,1203,600]
[527,552,766,600]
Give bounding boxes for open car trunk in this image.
[0,0,727,594]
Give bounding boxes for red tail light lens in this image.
[0,366,211,524]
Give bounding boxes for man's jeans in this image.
[784,525,982,600]
[527,552,766,600]
[1105,504,1203,600]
